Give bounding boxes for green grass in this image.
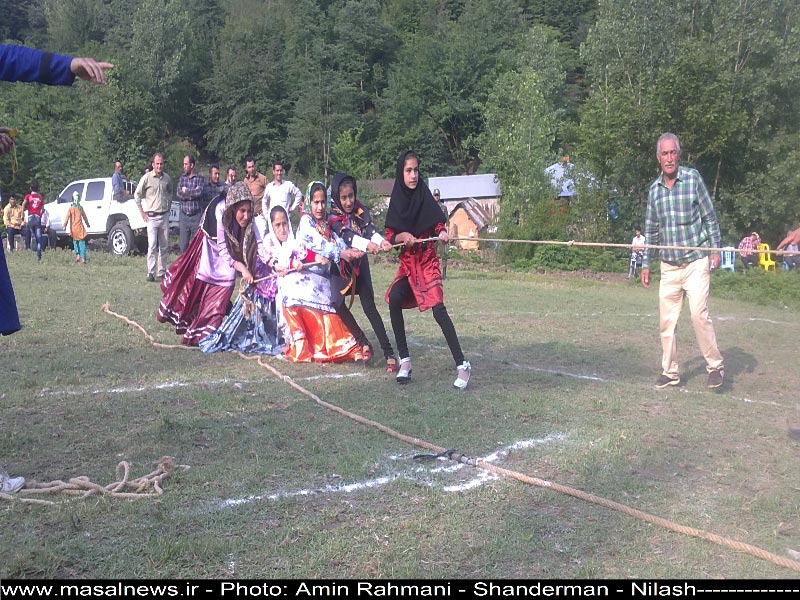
[2,246,799,579]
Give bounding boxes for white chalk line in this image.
[37,373,366,398]
[218,433,568,509]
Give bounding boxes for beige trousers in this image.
[658,256,724,377]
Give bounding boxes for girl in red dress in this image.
[384,150,471,389]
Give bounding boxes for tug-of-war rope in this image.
[405,236,796,257]
[0,457,190,506]
[97,231,800,574]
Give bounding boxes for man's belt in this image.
[146,210,168,217]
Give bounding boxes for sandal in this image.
[396,357,412,384]
[453,360,471,390]
[385,356,398,373]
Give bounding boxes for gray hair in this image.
[657,132,681,154]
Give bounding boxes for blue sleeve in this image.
[0,44,75,86]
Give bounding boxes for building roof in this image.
[450,198,493,231]
[545,161,597,197]
[359,178,394,197]
[427,174,500,201]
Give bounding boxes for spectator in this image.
[641,133,724,390]
[203,164,225,206]
[112,161,126,201]
[63,191,91,264]
[243,157,268,214]
[135,153,173,282]
[3,194,24,252]
[782,242,798,270]
[628,227,646,279]
[224,166,237,193]
[737,231,760,268]
[23,205,52,251]
[176,155,206,254]
[22,180,46,262]
[262,158,303,217]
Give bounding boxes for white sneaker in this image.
[453,360,471,390]
[396,357,412,384]
[0,474,25,493]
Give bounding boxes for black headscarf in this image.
[384,150,445,237]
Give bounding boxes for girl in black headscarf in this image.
[384,150,471,389]
[329,172,397,371]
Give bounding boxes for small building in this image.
[358,178,394,207]
[428,174,500,222]
[447,198,493,250]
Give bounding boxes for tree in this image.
[478,68,559,261]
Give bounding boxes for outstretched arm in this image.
[777,228,800,250]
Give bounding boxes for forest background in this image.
[1,0,799,254]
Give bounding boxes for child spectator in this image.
[62,191,91,263]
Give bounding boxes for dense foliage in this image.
[2,0,799,254]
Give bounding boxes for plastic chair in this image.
[719,246,735,272]
[757,243,776,272]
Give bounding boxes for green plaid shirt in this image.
[643,166,721,268]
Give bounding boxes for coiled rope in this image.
[0,456,189,505]
[98,303,800,573]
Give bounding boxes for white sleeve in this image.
[370,232,384,245]
[351,234,370,252]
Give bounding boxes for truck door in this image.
[84,180,108,234]
[48,181,85,233]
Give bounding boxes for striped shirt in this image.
[643,166,720,268]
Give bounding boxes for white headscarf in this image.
[264,204,296,269]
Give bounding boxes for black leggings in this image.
[335,268,395,359]
[388,276,464,366]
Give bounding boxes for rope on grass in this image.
[0,457,189,505]
[102,304,800,574]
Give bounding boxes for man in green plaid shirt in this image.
[641,133,724,390]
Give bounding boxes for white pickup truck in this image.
[47,177,179,256]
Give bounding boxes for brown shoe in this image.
[707,368,724,389]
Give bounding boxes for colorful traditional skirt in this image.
[158,232,232,346]
[199,288,284,355]
[281,304,360,363]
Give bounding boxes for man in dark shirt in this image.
[203,164,225,206]
[176,154,206,254]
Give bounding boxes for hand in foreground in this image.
[70,57,114,84]
[380,240,392,252]
[240,267,254,285]
[709,253,721,271]
[0,126,15,155]
[438,230,449,244]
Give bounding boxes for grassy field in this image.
[2,246,799,579]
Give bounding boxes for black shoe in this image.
[146,273,155,282]
[707,368,724,389]
[655,374,680,389]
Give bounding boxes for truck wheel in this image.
[107,221,134,256]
